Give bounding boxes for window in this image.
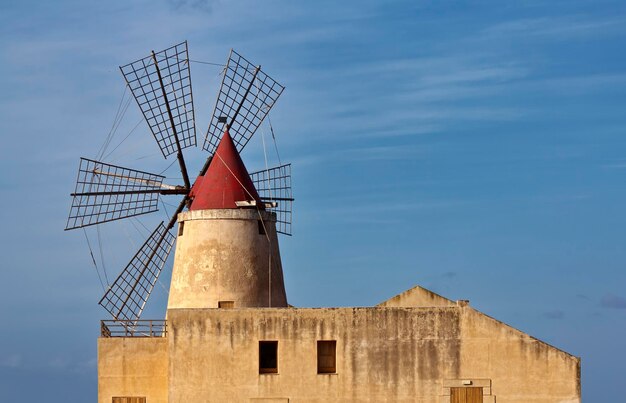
[218,300,234,308]
[178,221,184,236]
[259,341,278,374]
[112,398,146,403]
[317,340,336,374]
[258,219,266,235]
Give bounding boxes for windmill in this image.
[66,41,293,323]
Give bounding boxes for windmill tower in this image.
[66,42,293,324]
[68,41,581,403]
[168,128,288,309]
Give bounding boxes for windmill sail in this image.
[66,43,293,323]
[250,163,293,235]
[120,41,196,158]
[65,158,171,230]
[99,222,176,322]
[203,49,285,155]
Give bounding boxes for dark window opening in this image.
[178,221,184,236]
[258,219,266,235]
[317,340,336,374]
[218,301,234,308]
[259,340,278,374]
[112,398,146,403]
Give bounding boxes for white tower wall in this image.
[167,209,288,310]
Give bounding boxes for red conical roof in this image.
[189,129,263,210]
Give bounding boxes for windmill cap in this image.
[189,130,263,210]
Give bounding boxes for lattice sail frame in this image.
[67,44,294,323]
[250,163,293,235]
[203,49,285,155]
[120,41,196,158]
[99,222,175,322]
[66,158,165,230]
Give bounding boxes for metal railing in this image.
[101,320,167,337]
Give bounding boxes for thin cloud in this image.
[415,66,527,87]
[542,310,565,320]
[483,16,626,40]
[602,160,626,169]
[48,357,71,370]
[340,144,425,162]
[316,198,474,218]
[168,0,219,13]
[0,354,22,368]
[601,294,626,309]
[280,52,530,146]
[288,143,428,166]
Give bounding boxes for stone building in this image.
[98,132,581,403]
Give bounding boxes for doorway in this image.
[450,387,483,403]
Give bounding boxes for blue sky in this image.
[1,0,626,401]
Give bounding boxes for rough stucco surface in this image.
[98,337,168,403]
[99,304,580,402]
[163,307,579,403]
[167,307,462,403]
[459,307,580,403]
[377,285,457,308]
[167,209,287,309]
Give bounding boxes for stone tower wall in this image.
[167,209,288,310]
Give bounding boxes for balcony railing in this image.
[101,320,167,337]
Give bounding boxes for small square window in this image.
[317,340,336,374]
[258,219,266,235]
[218,301,234,309]
[178,222,184,236]
[259,341,278,374]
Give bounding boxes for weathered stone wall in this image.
[459,307,580,403]
[167,209,288,310]
[377,285,457,308]
[97,300,580,402]
[167,307,461,402]
[98,337,168,403]
[165,307,580,403]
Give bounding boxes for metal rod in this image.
[228,65,261,129]
[167,197,188,230]
[71,189,188,197]
[92,169,177,190]
[151,51,191,190]
[83,158,165,178]
[199,155,213,176]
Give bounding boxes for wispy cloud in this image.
[602,160,626,169]
[315,198,474,219]
[340,144,425,162]
[168,0,219,13]
[48,357,71,370]
[483,16,626,40]
[542,310,565,320]
[280,50,531,146]
[73,357,97,373]
[601,294,626,309]
[284,142,429,167]
[0,354,22,368]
